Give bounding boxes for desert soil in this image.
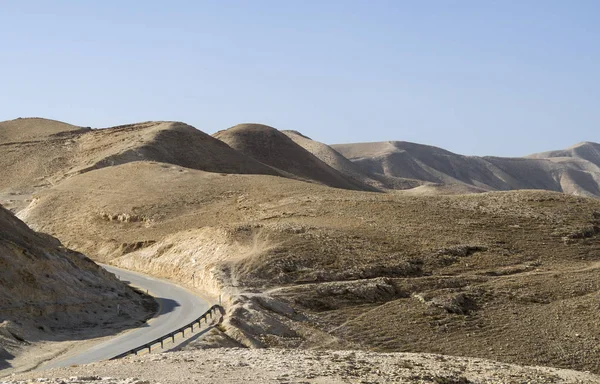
[3,118,600,380]
[6,348,600,384]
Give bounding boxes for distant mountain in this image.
[528,141,600,166]
[333,141,600,198]
[281,131,422,191]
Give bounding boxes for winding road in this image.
[42,265,210,369]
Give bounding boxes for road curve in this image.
[42,265,210,369]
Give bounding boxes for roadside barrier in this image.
[110,304,224,359]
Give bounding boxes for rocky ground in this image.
[3,118,600,379]
[16,160,600,373]
[6,348,600,384]
[0,204,156,374]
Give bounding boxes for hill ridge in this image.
[333,139,600,197]
[213,123,376,191]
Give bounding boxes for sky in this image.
[1,1,598,157]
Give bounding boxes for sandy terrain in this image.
[7,348,600,384]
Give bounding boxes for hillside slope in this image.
[333,141,600,197]
[0,205,149,370]
[18,161,600,373]
[282,130,423,191]
[0,117,88,144]
[0,118,281,211]
[529,141,600,167]
[213,124,375,191]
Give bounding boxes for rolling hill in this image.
[332,140,600,197]
[213,124,376,191]
[0,117,88,144]
[0,119,284,211]
[281,130,423,191]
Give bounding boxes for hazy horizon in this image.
[2,1,598,157]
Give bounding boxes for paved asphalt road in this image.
[42,264,210,369]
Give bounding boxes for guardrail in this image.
[110,304,224,359]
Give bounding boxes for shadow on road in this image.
[154,297,180,316]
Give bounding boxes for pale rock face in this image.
[0,205,150,362]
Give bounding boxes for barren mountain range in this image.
[2,117,600,381]
[333,140,600,197]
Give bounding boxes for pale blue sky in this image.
[1,1,598,156]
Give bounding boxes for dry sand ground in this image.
[6,348,600,384]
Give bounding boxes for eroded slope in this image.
[0,205,150,370]
[333,141,600,197]
[282,130,424,191]
[213,124,374,191]
[18,161,600,373]
[0,119,279,211]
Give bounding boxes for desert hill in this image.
[0,119,283,211]
[17,160,600,373]
[529,141,600,166]
[332,140,600,197]
[0,117,87,144]
[0,205,150,371]
[281,130,424,191]
[213,124,376,191]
